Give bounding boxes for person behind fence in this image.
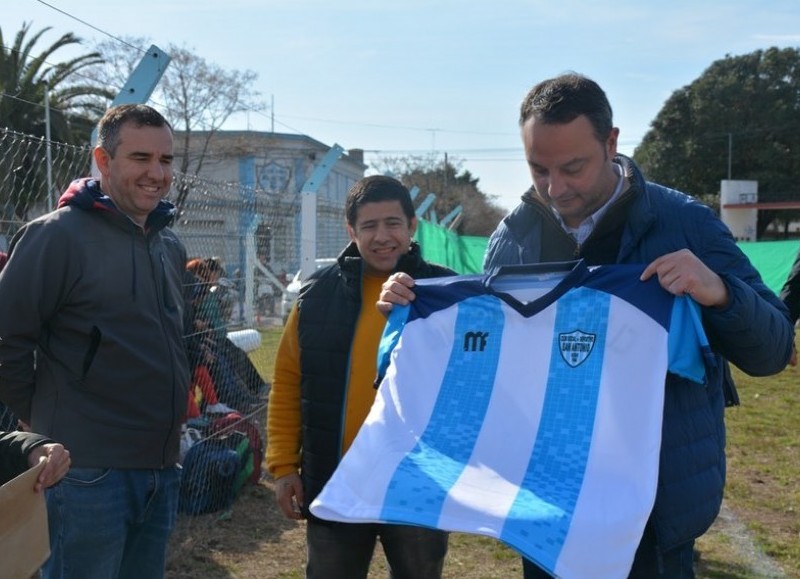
[0,430,71,490]
[0,103,191,579]
[204,256,236,322]
[182,265,234,419]
[377,73,793,578]
[185,257,260,412]
[202,257,269,397]
[267,175,454,579]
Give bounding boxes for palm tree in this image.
[0,22,112,221]
[0,21,112,143]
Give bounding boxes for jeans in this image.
[521,521,696,578]
[42,466,181,579]
[306,519,449,579]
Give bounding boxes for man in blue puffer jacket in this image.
[379,73,793,578]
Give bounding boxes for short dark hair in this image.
[345,175,415,227]
[519,73,613,144]
[96,104,172,158]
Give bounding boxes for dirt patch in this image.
[715,502,787,577]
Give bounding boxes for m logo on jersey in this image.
[558,330,596,367]
[463,331,489,352]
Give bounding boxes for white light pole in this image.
[44,81,54,212]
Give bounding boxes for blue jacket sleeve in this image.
[692,210,793,376]
[703,273,793,376]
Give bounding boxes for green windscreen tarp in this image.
[738,239,799,295]
[414,219,487,274]
[416,218,799,295]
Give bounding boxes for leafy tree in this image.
[375,154,505,236]
[90,37,264,213]
[634,47,800,238]
[0,22,110,221]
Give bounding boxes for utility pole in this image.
[728,133,733,180]
[444,152,448,195]
[44,81,54,212]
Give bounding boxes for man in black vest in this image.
[267,175,453,579]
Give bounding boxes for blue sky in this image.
[5,0,800,210]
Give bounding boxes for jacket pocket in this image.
[82,326,102,377]
[161,253,178,313]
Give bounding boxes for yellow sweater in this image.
[266,273,386,480]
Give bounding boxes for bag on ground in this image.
[178,435,246,516]
[210,411,264,484]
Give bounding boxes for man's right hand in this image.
[275,472,305,520]
[377,272,418,316]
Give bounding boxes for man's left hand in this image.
[27,443,71,492]
[640,249,729,308]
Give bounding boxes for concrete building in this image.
[175,131,367,274]
[173,130,366,321]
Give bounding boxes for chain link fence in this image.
[0,126,352,523]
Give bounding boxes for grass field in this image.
[166,327,799,578]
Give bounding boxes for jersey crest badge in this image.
[558,330,596,367]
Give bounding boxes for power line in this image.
[8,9,305,136]
[5,5,571,159]
[15,3,517,146]
[33,0,145,53]
[0,90,43,109]
[276,113,514,137]
[10,4,588,161]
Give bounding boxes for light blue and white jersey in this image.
[310,261,711,579]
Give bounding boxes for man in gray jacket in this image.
[0,104,190,579]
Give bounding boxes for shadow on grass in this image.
[166,483,300,578]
